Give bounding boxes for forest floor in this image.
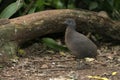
[0,38,120,80]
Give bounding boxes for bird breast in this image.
[65,27,98,58]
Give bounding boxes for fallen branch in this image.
[0,9,120,62]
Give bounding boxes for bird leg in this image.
[76,58,91,70]
[76,59,85,70]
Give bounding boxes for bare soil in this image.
[0,40,120,80]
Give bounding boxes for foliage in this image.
[42,38,68,51]
[0,0,120,20]
[0,0,23,18]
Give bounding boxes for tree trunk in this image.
[0,9,120,62]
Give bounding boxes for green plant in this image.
[0,0,23,18]
[42,38,68,51]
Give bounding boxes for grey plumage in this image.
[64,19,98,59]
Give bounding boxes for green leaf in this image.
[0,0,2,3]
[28,7,36,14]
[35,0,45,10]
[89,2,98,10]
[42,38,68,51]
[107,0,114,7]
[68,4,75,9]
[0,0,23,18]
[54,0,64,9]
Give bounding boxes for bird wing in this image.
[70,31,96,51]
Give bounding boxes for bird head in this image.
[64,18,76,29]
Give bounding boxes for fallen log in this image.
[0,9,120,62]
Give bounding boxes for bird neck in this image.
[67,25,76,30]
[65,26,76,35]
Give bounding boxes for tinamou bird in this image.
[64,18,98,69]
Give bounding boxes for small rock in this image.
[41,64,48,68]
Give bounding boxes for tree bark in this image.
[0,9,120,62]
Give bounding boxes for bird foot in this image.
[76,61,91,70]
